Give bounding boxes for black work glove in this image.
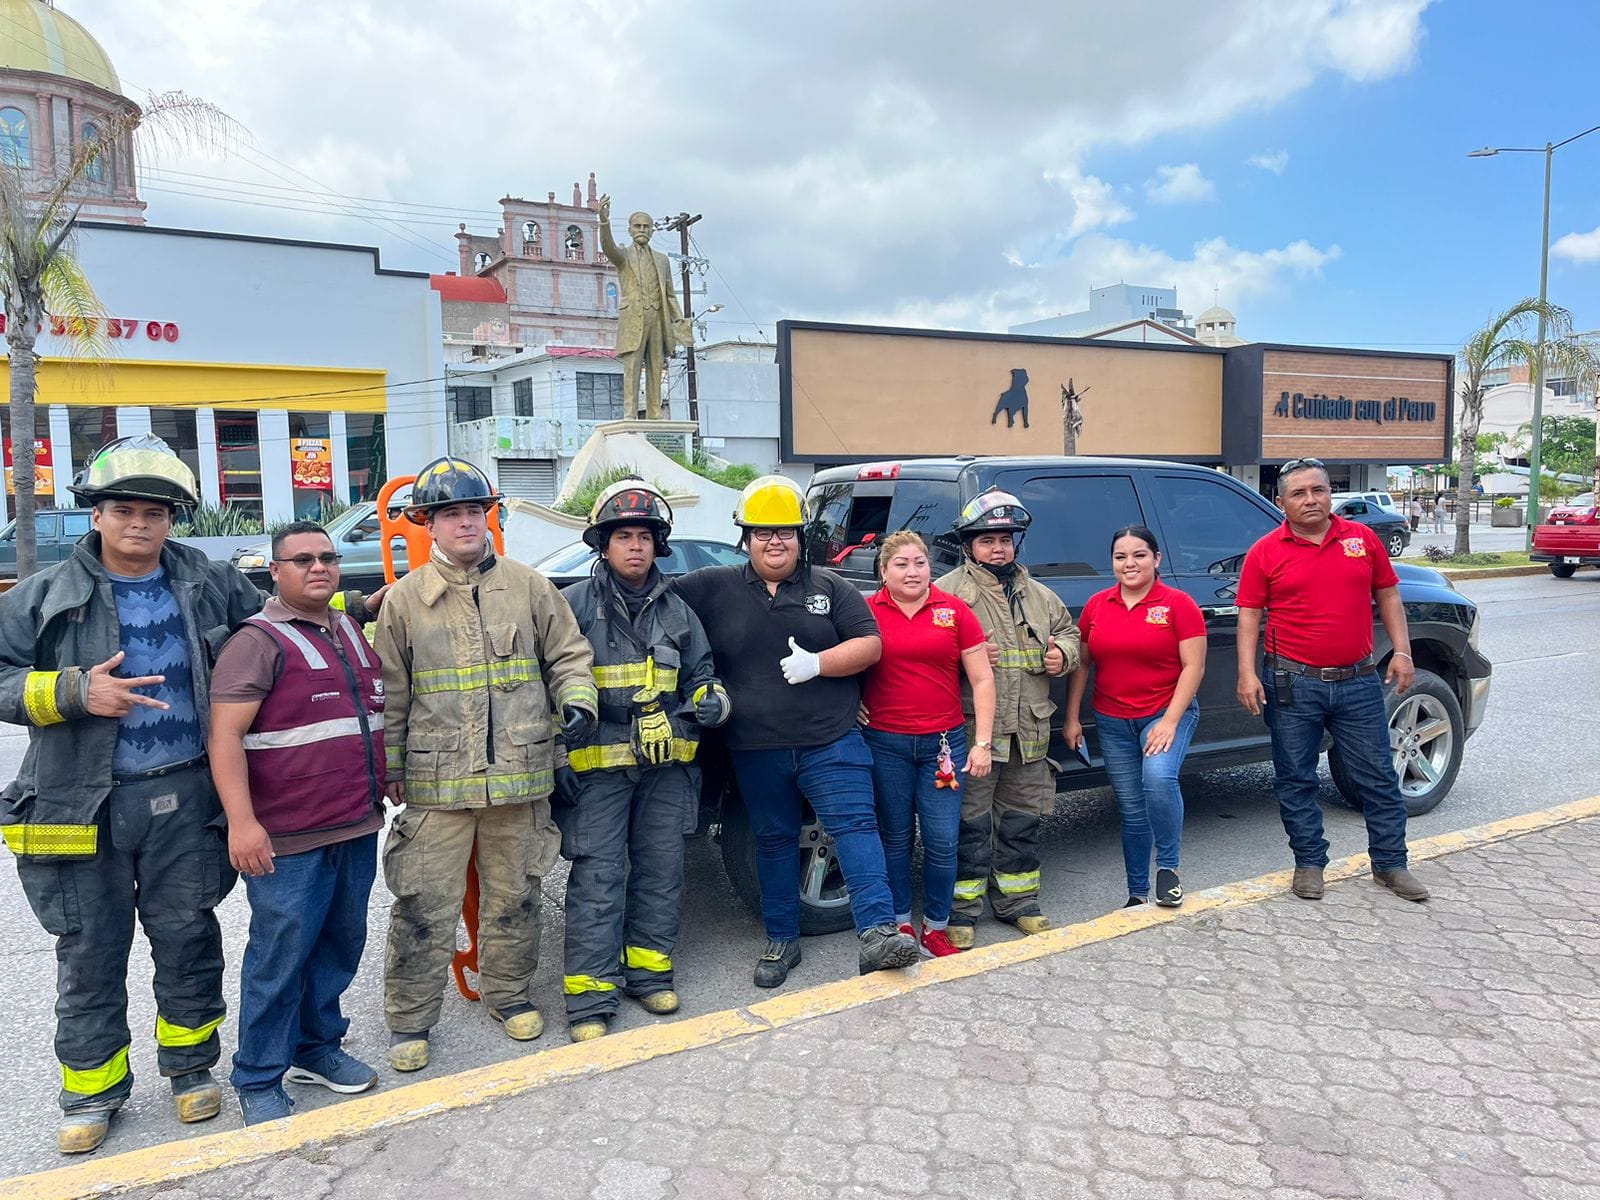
[552,764,582,807]
[561,704,597,744]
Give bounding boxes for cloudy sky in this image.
[71,0,1600,350]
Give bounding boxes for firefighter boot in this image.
[1010,912,1054,936]
[637,990,680,1016]
[489,1004,546,1042]
[389,1030,430,1073]
[171,1069,223,1124]
[57,1101,123,1155]
[946,923,976,949]
[569,1018,609,1043]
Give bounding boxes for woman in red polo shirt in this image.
[861,531,995,957]
[1064,525,1206,909]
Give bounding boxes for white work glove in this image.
[780,637,821,685]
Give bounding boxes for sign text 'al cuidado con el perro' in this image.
[1274,391,1438,428]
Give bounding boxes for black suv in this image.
[711,456,1491,934]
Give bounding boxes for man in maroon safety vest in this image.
[209,520,387,1126]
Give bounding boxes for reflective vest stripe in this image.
[591,661,679,693]
[2,823,98,856]
[992,869,1041,894]
[242,712,388,750]
[412,658,543,694]
[952,878,987,901]
[406,767,555,806]
[624,946,672,973]
[247,615,328,669]
[156,1014,224,1048]
[564,974,617,995]
[62,1046,129,1096]
[568,739,697,773]
[995,648,1045,670]
[341,615,374,669]
[23,671,65,726]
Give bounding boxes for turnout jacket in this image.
[0,534,264,859]
[560,562,722,773]
[374,546,596,808]
[935,559,1080,764]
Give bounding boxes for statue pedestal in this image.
[593,419,698,462]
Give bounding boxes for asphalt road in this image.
[0,569,1595,1178]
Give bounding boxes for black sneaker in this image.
[753,938,801,988]
[1123,895,1148,908]
[1155,869,1184,908]
[858,923,920,975]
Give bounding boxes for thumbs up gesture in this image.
[1044,635,1065,675]
[779,637,821,685]
[985,632,1000,669]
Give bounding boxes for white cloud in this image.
[1247,150,1290,174]
[82,0,1428,337]
[1553,227,1600,264]
[1145,163,1217,204]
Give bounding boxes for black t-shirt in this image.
[672,563,879,751]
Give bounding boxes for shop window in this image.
[0,107,29,168]
[288,412,334,518]
[564,225,584,261]
[214,410,263,523]
[68,406,119,488]
[513,378,534,417]
[0,406,53,521]
[80,122,105,183]
[344,413,385,502]
[447,386,492,424]
[147,409,202,492]
[576,372,623,421]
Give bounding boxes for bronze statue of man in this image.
[599,194,691,420]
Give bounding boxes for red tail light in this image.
[857,462,901,480]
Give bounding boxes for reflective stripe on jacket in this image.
[240,612,385,836]
[373,548,596,809]
[935,559,1080,764]
[561,563,721,774]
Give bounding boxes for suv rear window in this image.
[992,471,1143,578]
[805,477,963,578]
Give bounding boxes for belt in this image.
[1265,654,1375,683]
[112,753,208,785]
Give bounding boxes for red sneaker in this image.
[896,922,918,946]
[920,925,963,957]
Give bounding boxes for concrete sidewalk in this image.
[10,801,1600,1200]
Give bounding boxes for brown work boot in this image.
[1291,866,1324,900]
[1374,868,1430,902]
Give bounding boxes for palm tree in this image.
[1452,299,1597,554]
[2,92,233,577]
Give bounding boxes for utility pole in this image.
[665,212,703,428]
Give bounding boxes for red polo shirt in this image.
[1078,581,1206,719]
[1238,514,1399,667]
[863,585,986,734]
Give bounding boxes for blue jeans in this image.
[863,725,966,927]
[231,833,377,1092]
[731,728,894,939]
[1265,672,1408,871]
[1096,701,1198,896]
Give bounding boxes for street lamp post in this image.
[1469,125,1600,546]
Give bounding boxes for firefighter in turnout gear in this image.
[556,478,728,1041]
[374,457,597,1071]
[0,437,258,1153]
[936,488,1080,947]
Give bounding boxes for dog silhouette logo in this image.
[992,368,1031,429]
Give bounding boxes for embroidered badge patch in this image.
[932,607,956,628]
[1145,606,1171,626]
[805,593,832,616]
[1341,538,1367,558]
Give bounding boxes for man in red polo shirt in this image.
[1235,459,1428,903]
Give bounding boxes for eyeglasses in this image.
[1278,457,1326,475]
[750,528,798,543]
[274,553,343,569]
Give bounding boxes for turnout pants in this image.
[557,764,696,1024]
[952,742,1055,925]
[14,763,235,1114]
[382,801,559,1033]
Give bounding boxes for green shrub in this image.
[664,450,760,492]
[174,503,263,538]
[1493,496,1517,508]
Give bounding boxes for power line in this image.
[140,167,506,220]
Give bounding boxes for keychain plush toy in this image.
[935,733,960,791]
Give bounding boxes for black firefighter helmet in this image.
[583,476,674,557]
[403,456,503,526]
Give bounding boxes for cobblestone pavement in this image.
[98,818,1600,1199]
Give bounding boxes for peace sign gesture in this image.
[85,651,169,718]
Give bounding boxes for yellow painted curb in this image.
[6,792,1599,1200]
